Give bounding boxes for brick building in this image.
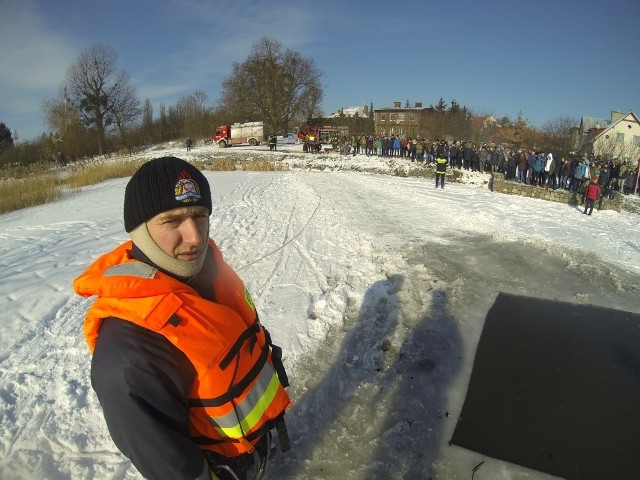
[374,101,434,138]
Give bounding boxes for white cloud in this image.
[0,0,78,137]
[1,1,75,90]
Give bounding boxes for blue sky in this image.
[2,0,639,141]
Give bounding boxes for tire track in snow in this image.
[0,216,132,479]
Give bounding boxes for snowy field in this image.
[1,142,639,479]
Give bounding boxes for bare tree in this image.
[109,72,141,137]
[220,37,324,135]
[174,91,212,141]
[64,44,139,155]
[141,99,154,143]
[541,116,578,155]
[42,89,96,159]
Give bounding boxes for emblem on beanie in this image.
[174,170,202,203]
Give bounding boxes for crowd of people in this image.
[304,134,639,197]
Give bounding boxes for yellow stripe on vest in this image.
[212,366,280,438]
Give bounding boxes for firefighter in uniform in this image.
[435,148,448,189]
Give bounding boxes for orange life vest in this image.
[74,240,292,457]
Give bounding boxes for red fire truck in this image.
[213,121,266,148]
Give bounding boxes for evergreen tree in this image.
[0,122,14,154]
[435,98,447,113]
[512,113,531,148]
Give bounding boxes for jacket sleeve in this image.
[91,317,204,480]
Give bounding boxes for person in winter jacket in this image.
[533,153,545,186]
[448,143,458,168]
[570,160,586,192]
[488,147,499,173]
[392,136,401,157]
[517,151,527,182]
[74,157,291,480]
[526,151,536,184]
[462,144,474,171]
[583,180,601,215]
[478,146,489,174]
[598,163,610,195]
[415,139,424,161]
[543,153,554,188]
[551,153,562,189]
[559,158,571,190]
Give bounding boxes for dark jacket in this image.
[463,146,474,161]
[91,245,209,480]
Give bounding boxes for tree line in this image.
[0,36,589,169]
[0,37,323,169]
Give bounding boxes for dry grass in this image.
[66,160,145,189]
[0,175,63,214]
[239,159,288,171]
[205,158,237,171]
[0,162,55,180]
[0,156,287,215]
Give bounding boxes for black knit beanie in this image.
[124,157,212,232]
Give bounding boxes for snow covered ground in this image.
[1,142,638,479]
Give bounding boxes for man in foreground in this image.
[74,156,291,480]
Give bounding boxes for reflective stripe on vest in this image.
[210,363,281,439]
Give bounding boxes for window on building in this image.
[616,133,624,143]
[399,113,405,122]
[409,113,415,121]
[390,113,395,121]
[633,135,640,146]
[381,113,386,121]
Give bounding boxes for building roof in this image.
[580,116,609,132]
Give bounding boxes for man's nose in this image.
[181,218,203,246]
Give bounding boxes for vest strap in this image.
[190,343,269,407]
[275,415,290,453]
[263,329,289,388]
[220,323,261,370]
